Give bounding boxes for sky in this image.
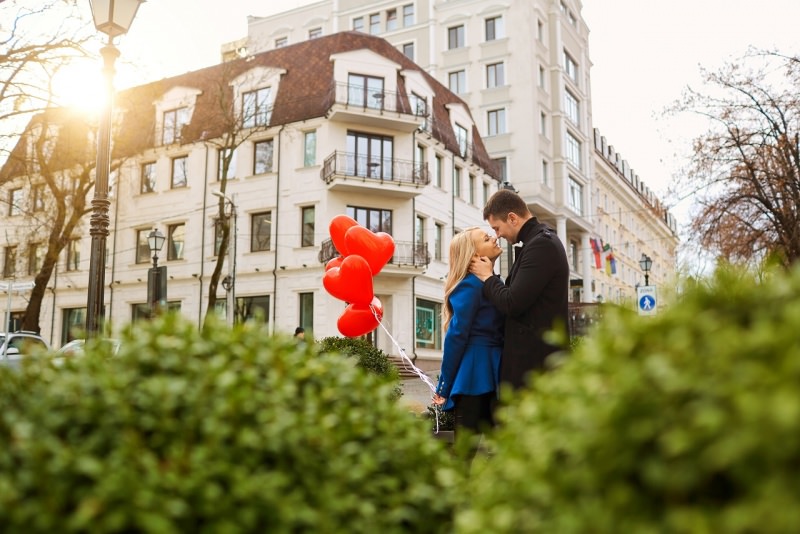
[77,0,800,228]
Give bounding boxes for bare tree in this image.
[669,50,800,269]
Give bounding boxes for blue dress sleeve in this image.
[436,275,482,400]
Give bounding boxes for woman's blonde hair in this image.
[442,227,480,333]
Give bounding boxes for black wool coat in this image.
[482,217,570,390]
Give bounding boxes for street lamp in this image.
[639,253,653,286]
[85,0,145,337]
[212,190,237,326]
[501,181,516,277]
[147,228,166,316]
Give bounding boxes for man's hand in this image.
[470,256,494,281]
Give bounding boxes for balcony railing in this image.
[321,151,430,186]
[318,238,430,268]
[324,82,428,116]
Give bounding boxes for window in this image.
[486,62,505,88]
[448,70,466,94]
[539,65,546,88]
[537,20,544,42]
[213,218,225,256]
[448,25,465,49]
[141,162,156,193]
[299,292,314,334]
[167,223,185,261]
[254,139,274,174]
[275,37,288,48]
[303,131,317,167]
[171,156,188,188]
[403,4,414,26]
[483,181,489,205]
[251,212,271,252]
[132,302,180,322]
[345,131,393,180]
[569,176,584,214]
[566,132,582,169]
[416,215,425,252]
[243,87,272,128]
[415,298,442,350]
[369,13,380,34]
[434,223,443,261]
[569,240,578,268]
[469,174,475,204]
[485,15,503,41]
[347,74,385,110]
[62,308,86,345]
[494,157,508,182]
[410,92,427,117]
[387,8,397,31]
[453,166,462,198]
[564,50,578,84]
[162,107,189,145]
[3,246,17,278]
[136,229,150,264]
[217,148,236,180]
[236,295,270,324]
[31,184,45,211]
[8,188,22,216]
[565,89,579,125]
[66,238,80,271]
[542,160,549,186]
[353,16,364,32]
[540,111,547,135]
[347,206,393,234]
[487,109,506,136]
[308,27,322,39]
[434,154,443,188]
[301,206,315,247]
[27,243,42,275]
[455,124,468,156]
[402,42,414,60]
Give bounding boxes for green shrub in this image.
[317,336,401,400]
[459,265,800,533]
[0,315,459,532]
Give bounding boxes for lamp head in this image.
[639,253,652,272]
[147,228,165,255]
[89,0,145,38]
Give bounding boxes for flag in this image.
[590,238,602,268]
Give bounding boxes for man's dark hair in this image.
[483,189,530,221]
[294,327,305,336]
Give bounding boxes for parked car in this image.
[53,338,121,365]
[0,331,50,369]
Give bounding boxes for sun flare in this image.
[52,61,108,113]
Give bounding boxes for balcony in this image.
[318,237,430,274]
[321,151,429,198]
[324,82,425,132]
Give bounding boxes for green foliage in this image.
[0,315,459,532]
[317,336,401,400]
[459,265,800,533]
[426,403,455,432]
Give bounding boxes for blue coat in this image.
[435,273,504,411]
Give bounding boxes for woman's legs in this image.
[453,392,495,458]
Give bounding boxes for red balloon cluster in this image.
[323,215,395,337]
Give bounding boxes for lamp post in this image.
[639,253,653,286]
[86,0,145,338]
[501,181,516,277]
[147,229,166,316]
[212,190,237,326]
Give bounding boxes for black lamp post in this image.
[639,253,653,286]
[501,181,516,275]
[85,0,145,337]
[147,229,166,315]
[212,190,237,326]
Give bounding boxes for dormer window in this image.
[348,74,384,110]
[243,87,272,128]
[163,107,189,145]
[409,92,427,117]
[455,123,468,156]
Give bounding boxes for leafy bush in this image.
[0,315,459,532]
[426,403,455,432]
[459,266,800,533]
[317,336,401,400]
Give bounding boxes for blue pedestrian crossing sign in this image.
[637,286,657,316]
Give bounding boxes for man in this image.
[470,189,569,390]
[294,327,305,340]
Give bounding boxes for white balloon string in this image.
[371,304,442,433]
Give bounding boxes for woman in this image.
[433,227,504,439]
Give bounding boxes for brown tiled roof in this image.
[3,31,499,181]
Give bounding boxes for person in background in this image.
[294,327,305,340]
[433,227,504,444]
[470,188,569,391]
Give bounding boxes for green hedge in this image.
[0,315,458,532]
[317,335,401,400]
[459,266,800,533]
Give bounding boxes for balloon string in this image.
[371,304,442,434]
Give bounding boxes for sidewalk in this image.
[400,376,436,413]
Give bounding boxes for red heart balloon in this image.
[322,254,374,305]
[344,226,395,275]
[325,256,344,271]
[329,215,358,256]
[338,297,384,337]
